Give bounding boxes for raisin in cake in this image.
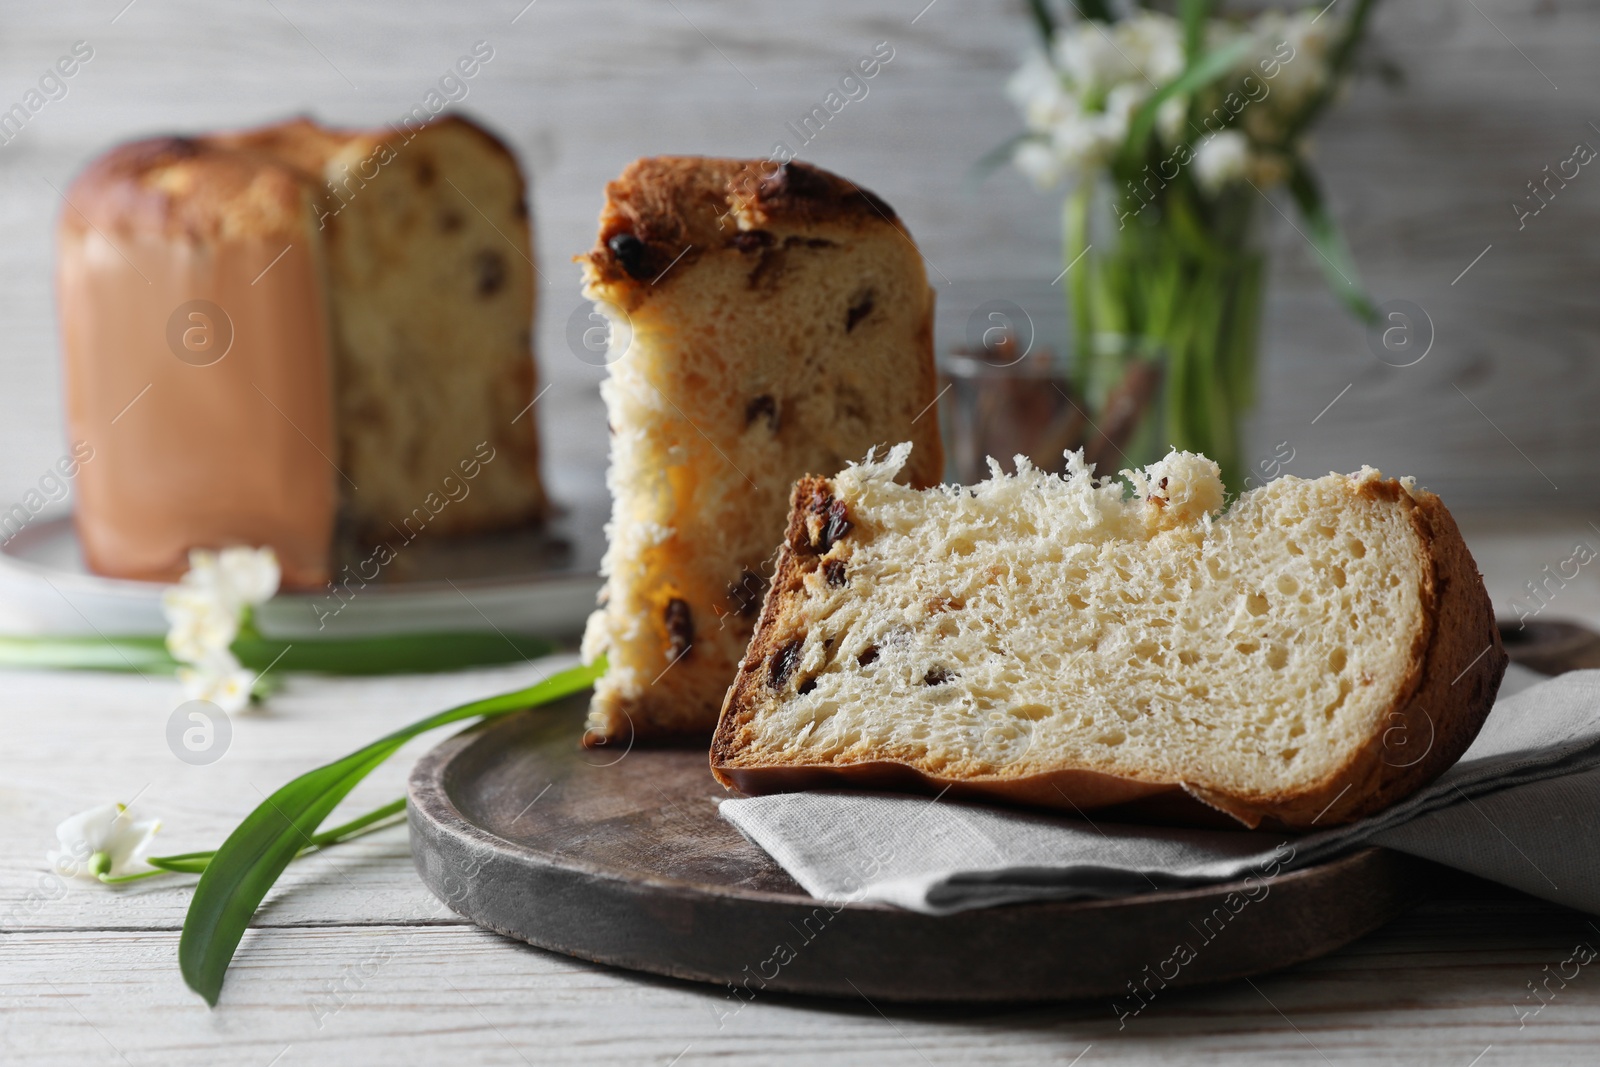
[579,158,944,744]
[57,115,545,588]
[711,446,1505,829]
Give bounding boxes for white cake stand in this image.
[0,508,603,639]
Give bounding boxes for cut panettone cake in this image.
[579,158,944,744]
[711,446,1505,830]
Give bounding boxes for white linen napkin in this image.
[719,664,1600,915]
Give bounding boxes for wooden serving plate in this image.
[407,694,1440,1003]
[1499,618,1600,675]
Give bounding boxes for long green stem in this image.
[307,797,408,848]
[233,634,554,676]
[0,635,176,673]
[99,797,409,884]
[1066,187,1094,400]
[0,632,555,678]
[97,868,181,885]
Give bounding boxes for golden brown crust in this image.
[710,474,1506,830]
[1178,485,1503,828]
[205,115,352,177]
[581,156,905,301]
[1388,488,1508,802]
[214,113,522,178]
[715,761,1174,810]
[60,113,521,243]
[61,134,314,242]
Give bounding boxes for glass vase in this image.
[1065,178,1266,489]
[937,333,1167,487]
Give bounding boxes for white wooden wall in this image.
[0,0,1594,515]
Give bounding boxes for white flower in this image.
[1009,90,1128,189]
[1003,8,1331,192]
[1054,22,1133,91]
[47,802,161,883]
[1013,139,1066,189]
[1250,10,1330,113]
[1007,12,1198,189]
[1102,82,1148,136]
[1007,51,1071,133]
[1050,112,1120,177]
[1194,130,1252,192]
[1054,13,1183,92]
[163,584,240,662]
[1118,12,1185,85]
[177,649,256,714]
[1156,96,1187,142]
[214,546,280,607]
[163,546,280,667]
[181,546,280,614]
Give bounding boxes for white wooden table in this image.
[3,518,1599,1066]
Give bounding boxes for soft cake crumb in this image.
[720,444,1433,804]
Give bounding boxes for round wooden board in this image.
[407,693,1439,1003]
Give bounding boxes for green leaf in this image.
[1179,0,1212,65]
[178,658,604,1006]
[1067,0,1115,24]
[0,635,176,674]
[234,633,554,676]
[1025,0,1056,44]
[1120,35,1256,170]
[0,631,554,678]
[1284,159,1377,324]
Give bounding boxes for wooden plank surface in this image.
[3,522,1600,1063]
[3,892,1597,1067]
